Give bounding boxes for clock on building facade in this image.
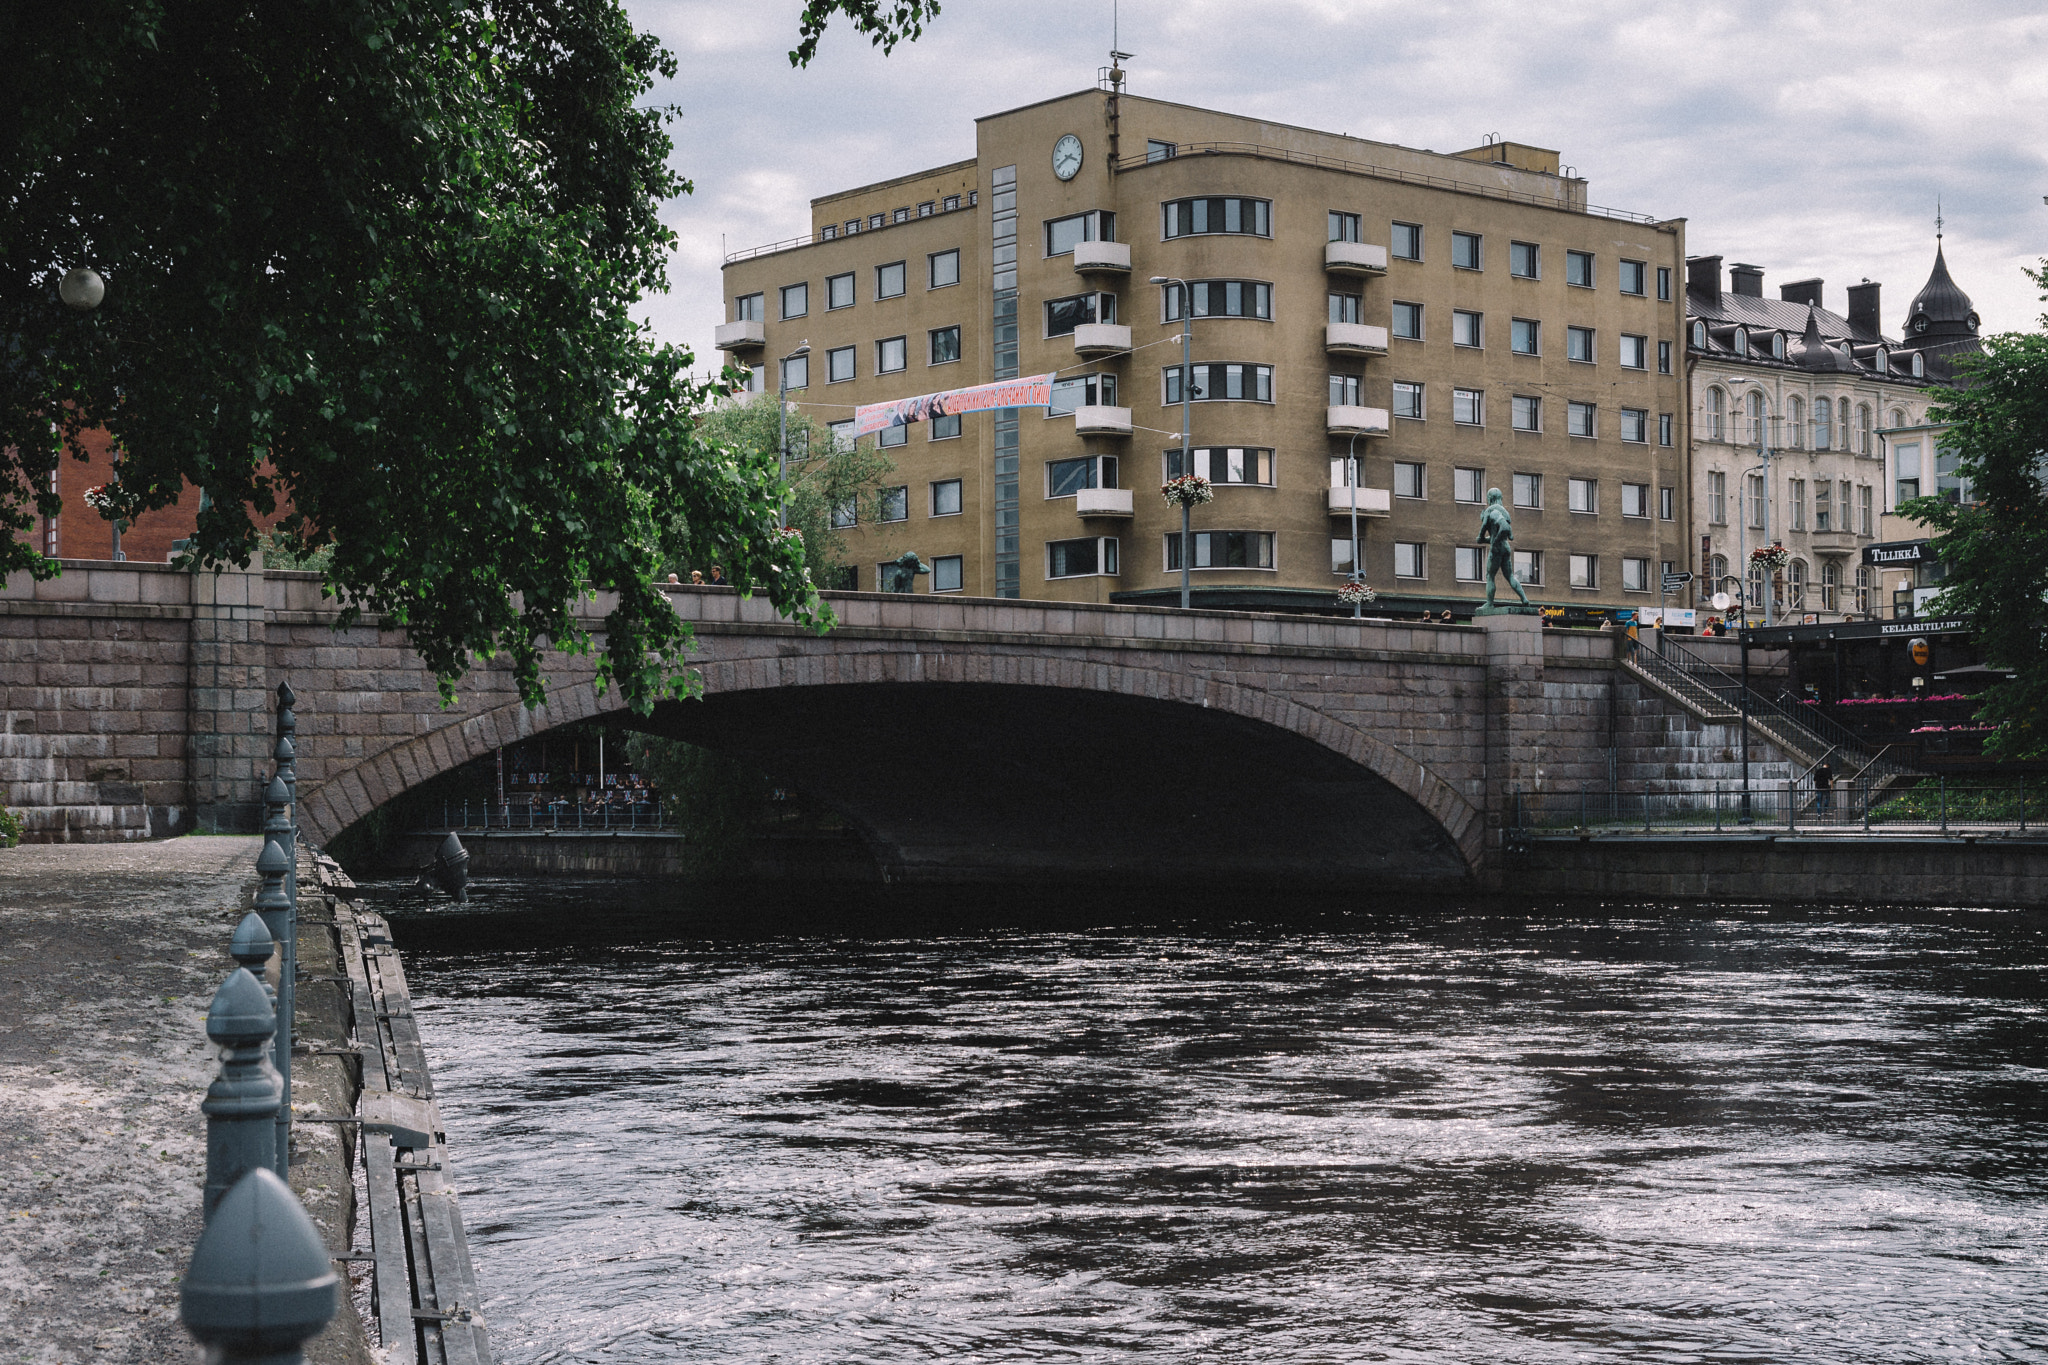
[1052,134,1083,180]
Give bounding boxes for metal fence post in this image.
[1862,777,1872,832]
[1579,786,1587,831]
[252,829,292,1176]
[1786,781,1795,832]
[2022,775,2029,834]
[1939,776,1948,833]
[229,912,276,1009]
[202,968,280,1222]
[1715,783,1723,832]
[182,1167,337,1363]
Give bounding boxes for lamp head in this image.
[1149,276,1171,285]
[787,340,810,359]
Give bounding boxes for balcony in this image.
[1324,241,1389,276]
[1326,405,1391,437]
[1072,323,1132,358]
[1072,241,1132,276]
[1325,323,1389,357]
[1327,485,1391,516]
[714,319,765,351]
[1809,530,1859,555]
[1075,487,1135,518]
[1073,405,1132,437]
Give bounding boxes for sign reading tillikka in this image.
[854,374,1056,437]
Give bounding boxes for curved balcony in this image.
[1075,487,1135,518]
[1073,405,1132,437]
[1072,241,1132,276]
[1327,486,1391,516]
[1325,323,1389,357]
[714,319,766,351]
[1324,241,1389,276]
[1326,405,1391,437]
[1072,323,1132,358]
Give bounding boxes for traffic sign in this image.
[1661,572,1693,591]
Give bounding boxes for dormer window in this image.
[1691,320,1707,349]
[1910,313,1929,334]
[1771,333,1785,360]
[1733,326,1748,356]
[1911,353,1925,378]
[1874,348,1888,372]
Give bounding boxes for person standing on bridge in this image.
[1814,760,1834,816]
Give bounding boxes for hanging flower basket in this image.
[1336,580,1377,607]
[1160,474,1214,508]
[82,483,119,515]
[1750,543,1790,572]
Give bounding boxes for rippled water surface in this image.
[374,883,2048,1364]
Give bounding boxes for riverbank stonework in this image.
[0,837,373,1365]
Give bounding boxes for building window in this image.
[1660,486,1675,521]
[1048,536,1118,578]
[932,555,963,593]
[1857,404,1873,454]
[1392,382,1424,420]
[1620,482,1650,518]
[929,249,960,289]
[1329,211,1361,243]
[1814,399,1833,451]
[1331,537,1355,576]
[1329,373,1362,406]
[1620,408,1648,443]
[1391,221,1423,260]
[1394,461,1426,500]
[1705,387,1725,441]
[739,364,765,393]
[1046,210,1116,256]
[1511,318,1539,355]
[1329,292,1362,324]
[1165,280,1273,320]
[893,207,910,224]
[826,345,855,383]
[932,412,961,441]
[1855,563,1871,613]
[1161,197,1270,238]
[780,282,808,319]
[876,261,906,299]
[827,272,855,310]
[1569,477,1598,514]
[1050,372,1117,414]
[1710,553,1729,592]
[1047,455,1118,497]
[1656,266,1672,300]
[1895,441,1921,505]
[1394,541,1427,579]
[1453,388,1484,426]
[1744,391,1767,447]
[1691,320,1708,349]
[1789,477,1806,530]
[1859,484,1873,535]
[1510,241,1540,278]
[1451,231,1482,270]
[1180,447,1274,485]
[1512,395,1541,432]
[1166,363,1273,404]
[1815,480,1832,532]
[1566,326,1595,363]
[735,292,764,321]
[1453,310,1483,348]
[1513,472,1542,508]
[1454,467,1486,504]
[1046,292,1116,336]
[1515,549,1543,585]
[1787,558,1807,608]
[1455,545,1484,582]
[780,353,809,390]
[1570,554,1598,589]
[1788,396,1806,449]
[1820,560,1840,612]
[1165,531,1275,570]
[1568,401,1597,438]
[877,425,907,449]
[928,326,962,366]
[932,480,962,517]
[1620,334,1647,369]
[1147,139,1176,162]
[1392,301,1423,340]
[1657,339,1672,374]
[1747,473,1766,529]
[918,201,934,218]
[877,336,907,373]
[1565,250,1594,288]
[1708,471,1727,524]
[1622,557,1650,592]
[1658,413,1674,447]
[1618,260,1647,296]
[878,486,909,522]
[831,496,856,529]
[826,419,854,452]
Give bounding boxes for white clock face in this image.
[1052,134,1083,180]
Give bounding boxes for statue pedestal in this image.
[1474,603,1542,617]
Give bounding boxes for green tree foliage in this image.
[682,398,896,586]
[790,0,942,66]
[2,0,938,710]
[1901,262,2048,760]
[623,733,767,877]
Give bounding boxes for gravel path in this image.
[0,837,260,1365]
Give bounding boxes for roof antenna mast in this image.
[1106,0,1132,158]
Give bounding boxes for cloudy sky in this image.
[626,0,2047,359]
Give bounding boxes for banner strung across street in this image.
[854,374,1056,437]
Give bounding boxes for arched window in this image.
[1858,404,1873,454]
[1854,564,1871,615]
[1821,560,1840,612]
[1787,558,1808,609]
[1839,399,1853,449]
[1814,397,1832,450]
[1889,407,1905,430]
[1707,387,1726,441]
[1748,559,1768,610]
[1746,391,1766,446]
[1710,554,1729,593]
[1788,396,1805,449]
[1692,320,1708,349]
[1771,333,1786,360]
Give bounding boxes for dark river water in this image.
[373,880,2048,1364]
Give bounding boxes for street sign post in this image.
[1659,570,1692,625]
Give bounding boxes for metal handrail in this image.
[1623,638,1741,718]
[1653,633,1916,778]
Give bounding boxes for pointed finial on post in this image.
[181,1166,337,1361]
[201,969,280,1220]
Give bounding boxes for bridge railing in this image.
[441,798,674,833]
[1510,776,2044,837]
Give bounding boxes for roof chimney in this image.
[1780,278,1823,307]
[1847,280,1882,339]
[1729,263,1764,298]
[1686,255,1722,305]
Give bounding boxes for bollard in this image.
[253,832,293,1175]
[182,1166,337,1363]
[202,969,281,1221]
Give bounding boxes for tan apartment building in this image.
[718,84,1691,618]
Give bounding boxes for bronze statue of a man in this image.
[1476,487,1532,610]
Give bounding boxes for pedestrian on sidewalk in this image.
[1815,761,1834,815]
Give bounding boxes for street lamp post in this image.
[776,340,810,530]
[1151,276,1194,609]
[1347,431,1364,618]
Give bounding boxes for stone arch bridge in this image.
[2,559,1678,889]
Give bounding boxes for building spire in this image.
[1936,196,1943,242]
